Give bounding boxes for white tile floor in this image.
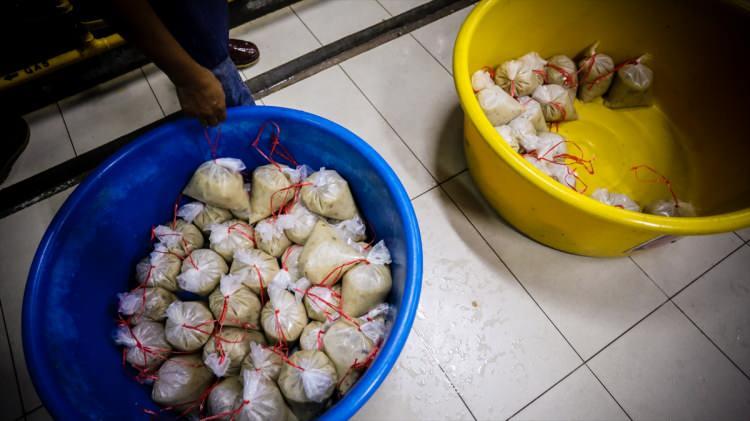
[2,2,750,420]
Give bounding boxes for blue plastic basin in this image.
[23,106,422,420]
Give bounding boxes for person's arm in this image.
[106,0,226,126]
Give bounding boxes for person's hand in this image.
[176,67,226,126]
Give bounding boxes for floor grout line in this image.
[411,328,478,421]
[629,255,669,297]
[504,362,586,420]
[55,102,78,156]
[667,243,747,301]
[409,32,452,75]
[0,298,28,417]
[583,363,633,420]
[140,67,167,117]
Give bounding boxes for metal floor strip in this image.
[0,0,475,219]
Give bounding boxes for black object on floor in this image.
[0,116,30,185]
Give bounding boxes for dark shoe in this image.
[0,115,30,185]
[228,38,260,69]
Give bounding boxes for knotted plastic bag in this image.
[255,217,293,258]
[299,321,325,351]
[532,84,577,122]
[591,188,641,212]
[277,350,337,404]
[183,158,250,212]
[207,376,244,420]
[208,274,261,329]
[645,199,696,217]
[342,241,393,317]
[242,342,283,381]
[118,286,177,324]
[230,182,253,221]
[260,275,309,344]
[508,113,538,143]
[209,220,256,263]
[477,85,524,126]
[516,96,547,133]
[248,164,293,224]
[495,59,540,98]
[276,201,320,245]
[604,55,653,109]
[135,244,182,292]
[322,319,376,394]
[164,301,215,352]
[301,169,358,220]
[577,43,615,102]
[240,368,291,421]
[495,125,522,153]
[230,248,280,296]
[545,55,578,98]
[299,221,365,286]
[152,220,204,258]
[203,326,252,377]
[304,284,341,322]
[177,249,228,296]
[177,202,233,234]
[282,245,304,282]
[519,52,547,79]
[471,67,495,92]
[332,214,367,243]
[113,321,172,370]
[151,354,215,407]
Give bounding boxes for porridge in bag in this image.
[177,201,233,234]
[298,221,364,286]
[208,274,261,329]
[255,217,293,258]
[209,220,256,262]
[591,188,641,212]
[203,326,252,377]
[342,241,393,317]
[301,169,358,220]
[276,200,320,245]
[604,55,654,109]
[532,84,577,122]
[248,164,293,224]
[239,368,291,421]
[477,85,523,126]
[545,55,578,98]
[260,278,308,344]
[183,158,250,212]
[164,301,215,352]
[277,350,337,404]
[299,321,325,351]
[577,42,615,102]
[136,244,182,292]
[151,354,215,407]
[230,248,280,296]
[152,220,204,258]
[118,287,177,324]
[495,59,540,97]
[242,341,283,381]
[207,376,243,420]
[178,248,228,296]
[304,284,341,322]
[471,67,495,92]
[114,321,172,371]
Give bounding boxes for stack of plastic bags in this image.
[113,127,395,420]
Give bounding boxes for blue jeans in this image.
[150,0,254,107]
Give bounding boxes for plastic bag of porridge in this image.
[277,350,337,404]
[342,241,393,317]
[177,201,233,234]
[577,42,615,102]
[230,248,280,296]
[645,199,696,217]
[477,85,524,126]
[281,245,304,282]
[322,319,376,394]
[494,59,540,98]
[113,321,172,371]
[299,221,365,286]
[209,220,256,262]
[135,244,183,292]
[304,284,341,322]
[208,273,261,329]
[183,158,250,212]
[248,164,294,224]
[332,214,367,243]
[299,321,325,351]
[239,368,291,421]
[152,220,204,258]
[545,55,578,98]
[177,249,228,296]
[532,84,577,122]
[260,281,308,344]
[515,96,547,133]
[301,169,358,220]
[604,55,654,109]
[118,286,177,324]
[276,200,320,245]
[203,326,252,377]
[471,67,495,92]
[255,217,293,258]
[164,301,215,352]
[151,354,215,407]
[591,188,641,212]
[230,182,253,221]
[495,125,522,153]
[242,341,283,381]
[207,376,244,420]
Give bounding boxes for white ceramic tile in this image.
[341,35,465,181]
[631,233,744,296]
[27,406,52,421]
[0,302,23,418]
[378,0,431,16]
[411,6,474,74]
[589,302,750,420]
[512,365,627,421]
[411,188,580,419]
[1,105,76,188]
[263,65,436,198]
[443,173,666,359]
[231,7,322,80]
[354,332,472,420]
[0,188,73,410]
[59,70,163,154]
[737,227,750,242]
[675,245,750,375]
[292,0,390,45]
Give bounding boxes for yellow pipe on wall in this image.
[0,33,125,91]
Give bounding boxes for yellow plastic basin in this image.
[454,0,750,256]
